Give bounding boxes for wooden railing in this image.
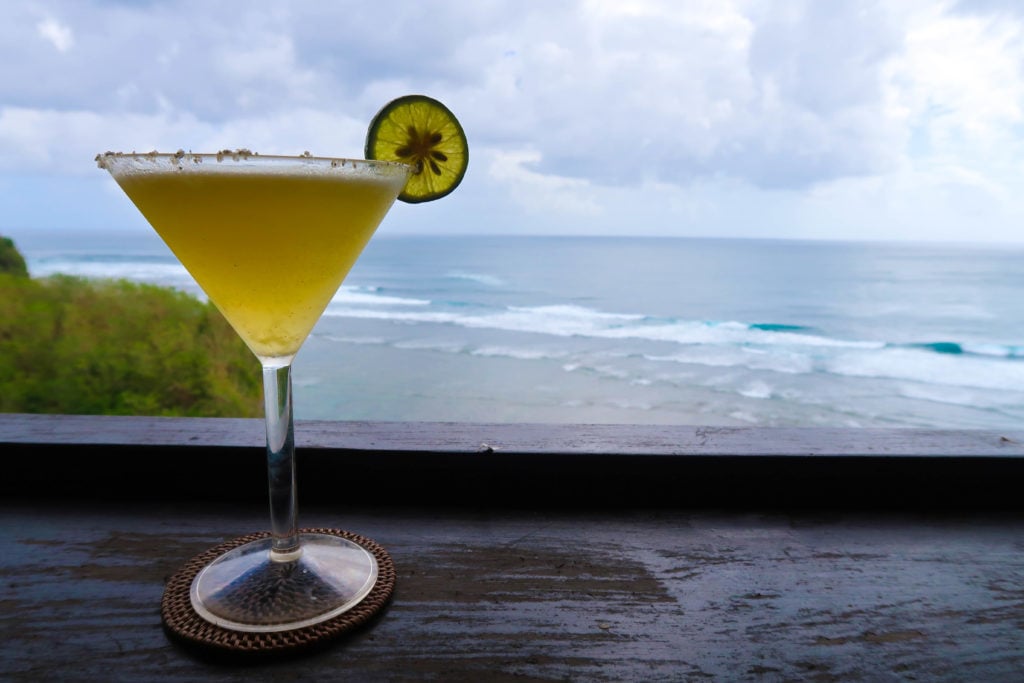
[4,413,1023,508]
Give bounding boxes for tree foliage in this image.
[0,272,262,417]
[0,236,29,277]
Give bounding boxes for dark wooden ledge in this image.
[2,414,1024,680]
[3,413,1023,508]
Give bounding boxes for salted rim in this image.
[95,150,412,177]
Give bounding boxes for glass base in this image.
[189,532,378,632]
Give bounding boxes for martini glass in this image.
[98,151,410,632]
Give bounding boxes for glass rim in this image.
[95,150,411,174]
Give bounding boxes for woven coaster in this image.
[161,528,395,656]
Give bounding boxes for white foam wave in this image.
[316,334,388,345]
[320,300,1024,396]
[446,271,506,287]
[469,305,645,337]
[322,308,464,324]
[331,286,429,307]
[601,320,879,349]
[322,302,883,352]
[471,346,568,361]
[739,381,774,399]
[321,304,642,338]
[392,339,466,353]
[647,348,815,375]
[826,347,1024,392]
[30,258,192,286]
[962,343,1024,358]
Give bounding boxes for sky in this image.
[2,0,1024,243]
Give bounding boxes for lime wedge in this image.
[365,95,468,204]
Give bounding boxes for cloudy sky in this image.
[3,0,1024,242]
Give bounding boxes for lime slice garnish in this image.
[365,95,468,204]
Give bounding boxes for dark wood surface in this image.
[2,502,1023,681]
[2,414,1024,680]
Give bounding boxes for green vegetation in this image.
[0,236,28,277]
[0,238,261,416]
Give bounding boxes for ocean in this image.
[13,230,1024,429]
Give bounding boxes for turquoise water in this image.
[15,230,1024,428]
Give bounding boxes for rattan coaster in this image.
[161,528,395,656]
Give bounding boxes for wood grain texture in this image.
[2,414,1023,678]
[2,503,1023,681]
[3,413,1024,456]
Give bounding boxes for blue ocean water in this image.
[15,230,1024,429]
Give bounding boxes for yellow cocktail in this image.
[111,154,407,359]
[98,151,410,635]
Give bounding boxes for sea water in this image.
[15,231,1024,429]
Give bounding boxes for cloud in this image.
[2,1,1013,186]
[437,0,912,192]
[0,106,369,174]
[36,18,74,52]
[486,148,600,216]
[892,5,1024,147]
[2,0,1024,241]
[6,1,907,192]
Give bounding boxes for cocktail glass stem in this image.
[187,355,379,632]
[263,361,301,560]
